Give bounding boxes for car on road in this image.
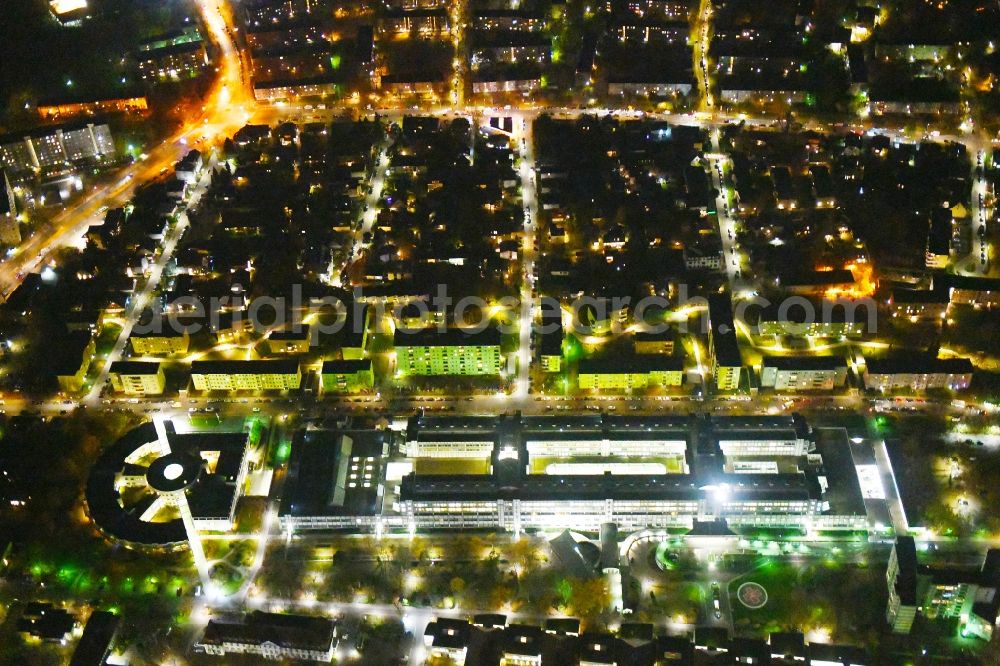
[711,583,722,619]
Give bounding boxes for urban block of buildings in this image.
[108,361,166,396]
[320,359,374,393]
[394,327,505,376]
[129,329,190,356]
[0,123,115,176]
[136,28,210,82]
[751,302,871,338]
[538,308,564,374]
[196,611,338,661]
[48,0,89,24]
[54,331,95,393]
[422,616,868,665]
[1,169,19,245]
[189,360,303,392]
[36,94,149,121]
[577,357,684,391]
[708,293,743,391]
[267,326,312,354]
[86,421,252,545]
[759,356,848,391]
[276,413,868,534]
[887,536,1000,640]
[633,329,676,355]
[863,356,974,393]
[70,610,120,666]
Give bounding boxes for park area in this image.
[882,413,1000,538]
[727,557,887,646]
[254,534,614,625]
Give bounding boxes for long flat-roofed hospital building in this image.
[278,412,868,535]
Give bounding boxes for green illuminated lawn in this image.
[414,458,491,475]
[648,580,703,623]
[529,455,686,475]
[728,558,887,643]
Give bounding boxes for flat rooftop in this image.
[108,361,161,375]
[400,470,820,502]
[280,428,389,519]
[762,356,847,371]
[190,359,300,375]
[708,293,743,367]
[866,356,973,375]
[398,413,836,506]
[321,360,372,373]
[578,357,684,374]
[393,326,502,347]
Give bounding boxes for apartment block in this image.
[760,356,848,391]
[0,123,115,173]
[708,293,743,391]
[887,537,1000,640]
[109,361,166,395]
[864,356,973,392]
[321,359,374,393]
[394,327,504,376]
[633,329,675,355]
[268,326,312,354]
[197,612,337,661]
[190,360,302,391]
[130,330,190,355]
[54,331,95,393]
[578,357,684,391]
[136,28,209,81]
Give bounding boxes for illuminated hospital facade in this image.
[278,413,869,535]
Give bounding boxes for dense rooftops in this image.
[18,603,76,641]
[406,411,808,438]
[890,287,951,304]
[268,326,310,341]
[253,73,347,90]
